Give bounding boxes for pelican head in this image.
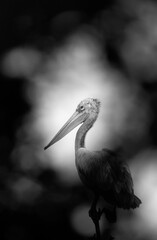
[44,98,100,150]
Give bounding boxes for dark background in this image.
[0,0,157,240]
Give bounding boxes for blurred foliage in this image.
[1,0,157,240]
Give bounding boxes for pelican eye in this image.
[80,105,85,111]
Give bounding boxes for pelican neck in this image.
[75,118,95,152]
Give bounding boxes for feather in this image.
[76,147,142,209]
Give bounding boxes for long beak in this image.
[44,111,87,150]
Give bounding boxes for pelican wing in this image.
[76,148,141,209]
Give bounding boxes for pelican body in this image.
[44,98,141,223]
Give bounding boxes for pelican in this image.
[44,98,141,239]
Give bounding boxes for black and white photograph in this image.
[0,0,157,239]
